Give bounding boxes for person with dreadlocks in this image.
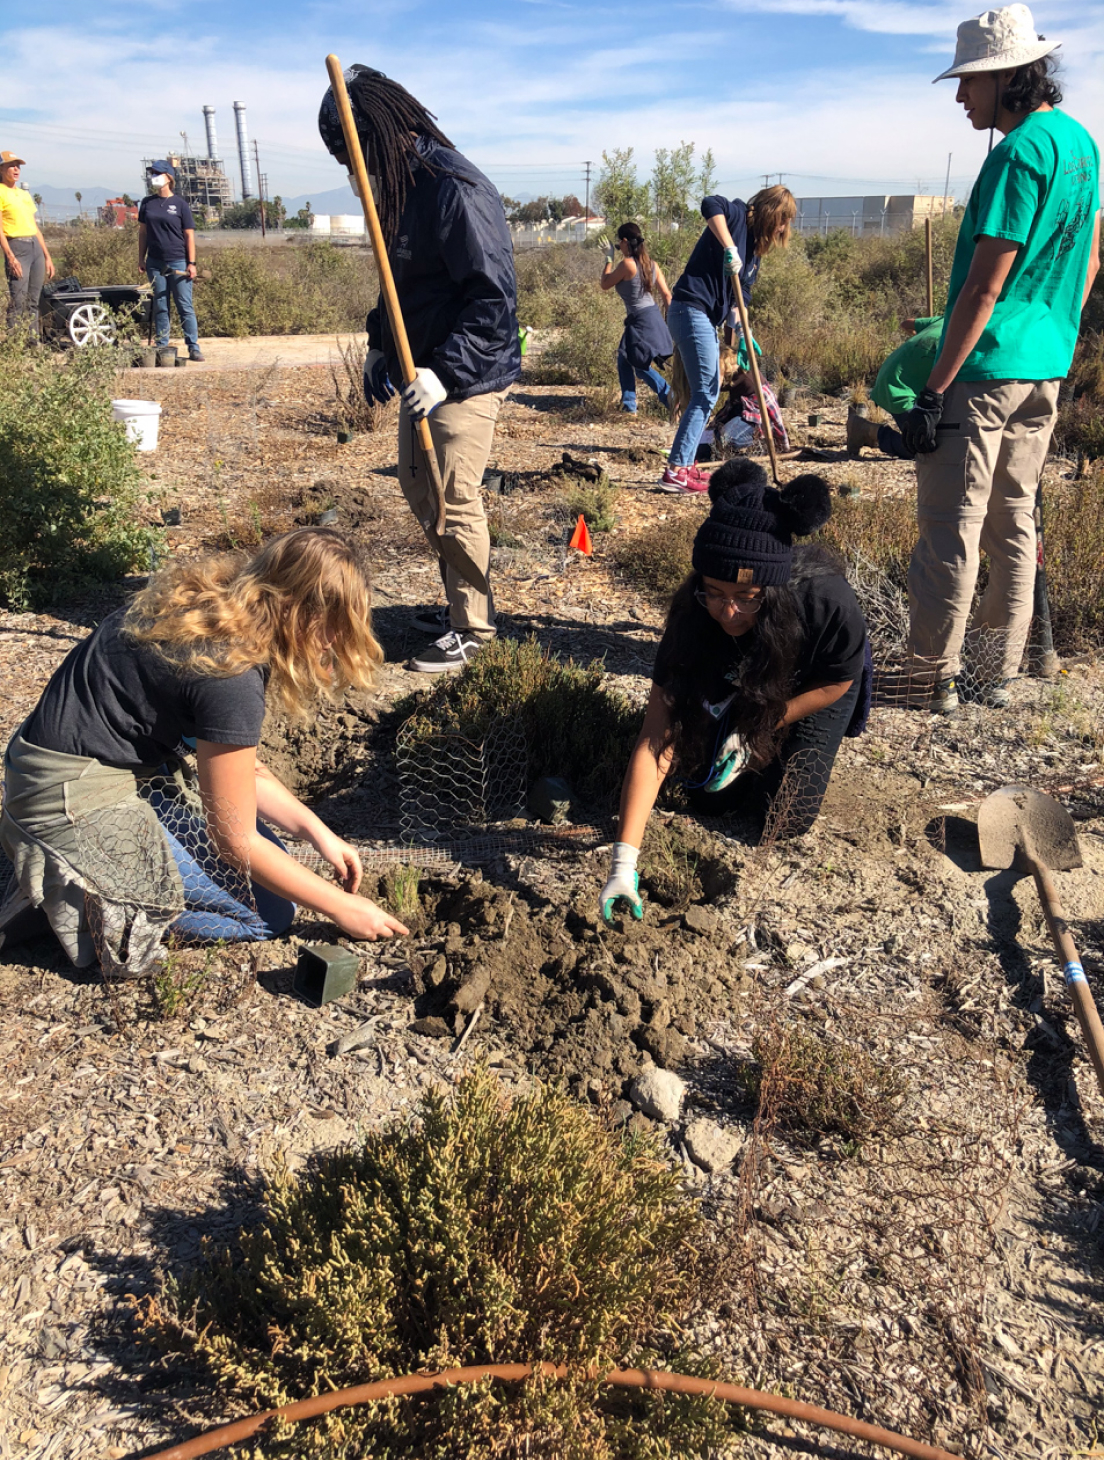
[901,5,1099,714]
[598,222,673,414]
[319,66,521,673]
[600,460,869,924]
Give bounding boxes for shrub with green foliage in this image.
[0,342,151,608]
[529,284,624,388]
[137,1069,736,1459]
[559,474,621,533]
[397,637,639,806]
[54,221,137,285]
[613,508,704,606]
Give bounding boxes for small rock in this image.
[683,905,720,936]
[683,1118,743,1174]
[426,955,448,988]
[626,1112,654,1137]
[610,1100,633,1126]
[410,1016,452,1039]
[628,1067,686,1123]
[451,963,491,1014]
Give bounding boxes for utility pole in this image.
[584,160,592,232]
[253,140,266,238]
[942,152,953,215]
[762,174,770,189]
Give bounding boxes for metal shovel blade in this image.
[977,784,1082,873]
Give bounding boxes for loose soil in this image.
[0,347,1101,1460]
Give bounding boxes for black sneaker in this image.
[411,604,450,635]
[961,677,1012,709]
[189,346,205,361]
[408,631,484,674]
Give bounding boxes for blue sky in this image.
[1,0,1101,207]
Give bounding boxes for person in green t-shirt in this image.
[900,4,1100,714]
[847,316,943,459]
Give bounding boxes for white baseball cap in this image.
[933,4,1060,83]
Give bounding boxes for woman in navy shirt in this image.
[660,185,796,494]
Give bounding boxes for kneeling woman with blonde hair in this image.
[0,528,408,976]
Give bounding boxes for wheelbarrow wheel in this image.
[67,302,116,348]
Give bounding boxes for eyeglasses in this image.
[694,587,763,614]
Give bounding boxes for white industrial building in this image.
[793,195,957,237]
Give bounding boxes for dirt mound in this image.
[399,866,741,1097]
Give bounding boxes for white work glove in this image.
[363,348,396,405]
[702,731,751,794]
[600,842,643,924]
[722,245,743,278]
[401,367,448,421]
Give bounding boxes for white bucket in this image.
[111,398,162,452]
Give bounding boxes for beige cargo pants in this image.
[397,388,509,640]
[907,377,1060,680]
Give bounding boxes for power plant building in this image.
[141,105,236,220]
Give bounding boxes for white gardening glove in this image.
[702,731,751,794]
[722,245,743,278]
[400,367,448,421]
[600,842,643,924]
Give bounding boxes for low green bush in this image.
[397,636,639,807]
[136,1068,735,1459]
[559,474,621,533]
[54,221,137,286]
[613,510,703,606]
[529,287,624,388]
[0,341,151,608]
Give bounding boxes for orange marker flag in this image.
[569,513,593,556]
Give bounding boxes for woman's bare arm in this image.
[616,683,675,848]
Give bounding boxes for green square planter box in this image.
[295,943,360,1006]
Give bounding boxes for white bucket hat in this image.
[933,4,1059,83]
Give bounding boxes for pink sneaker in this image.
[658,464,708,494]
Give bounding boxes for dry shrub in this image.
[330,335,392,434]
[530,287,624,388]
[745,1021,907,1148]
[396,636,639,807]
[1041,465,1104,650]
[613,509,704,606]
[136,1068,736,1459]
[816,490,915,589]
[1054,330,1104,469]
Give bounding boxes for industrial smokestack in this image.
[202,106,219,160]
[233,101,255,199]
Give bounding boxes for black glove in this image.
[900,387,944,456]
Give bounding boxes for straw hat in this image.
[933,4,1059,83]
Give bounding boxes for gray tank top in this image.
[615,266,657,316]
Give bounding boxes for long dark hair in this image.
[346,68,457,247]
[1002,54,1063,114]
[617,221,656,295]
[660,545,844,771]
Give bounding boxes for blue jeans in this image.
[667,301,720,468]
[149,791,295,942]
[617,353,671,412]
[146,258,199,351]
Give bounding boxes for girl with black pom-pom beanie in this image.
[601,459,870,924]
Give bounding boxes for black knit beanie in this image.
[691,459,833,586]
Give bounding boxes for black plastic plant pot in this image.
[294,944,360,1006]
[337,429,352,444]
[807,412,824,426]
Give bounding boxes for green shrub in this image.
[55,222,138,286]
[515,243,596,329]
[137,1068,735,1459]
[396,637,639,807]
[0,342,151,608]
[530,286,624,387]
[1041,466,1104,649]
[560,474,621,532]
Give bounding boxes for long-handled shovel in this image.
[978,784,1104,1096]
[324,54,488,597]
[727,270,780,487]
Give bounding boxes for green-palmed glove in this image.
[600,841,643,923]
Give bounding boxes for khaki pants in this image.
[397,388,508,639]
[907,377,1059,680]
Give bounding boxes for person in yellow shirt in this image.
[0,151,55,337]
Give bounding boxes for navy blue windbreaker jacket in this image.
[365,140,521,401]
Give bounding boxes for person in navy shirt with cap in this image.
[137,161,203,361]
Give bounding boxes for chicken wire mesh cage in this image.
[395,714,529,845]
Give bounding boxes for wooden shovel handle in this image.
[325,55,447,536]
[1026,847,1104,1097]
[728,272,780,487]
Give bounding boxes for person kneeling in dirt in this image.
[319,66,520,674]
[699,344,790,459]
[601,460,869,922]
[0,529,408,978]
[846,316,944,460]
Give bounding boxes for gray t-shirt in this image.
[23,607,267,769]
